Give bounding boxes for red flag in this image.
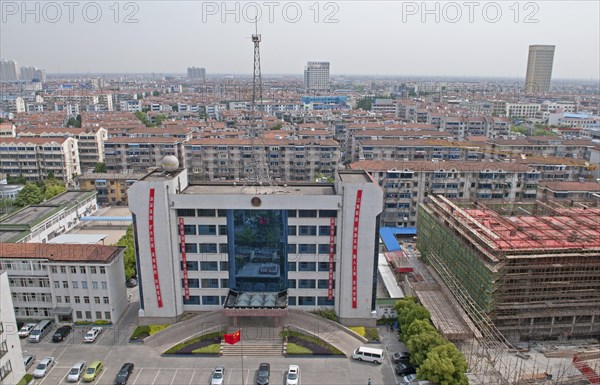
[224,330,241,345]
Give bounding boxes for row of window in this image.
[75,310,111,321]
[182,295,334,306]
[51,265,106,274]
[288,279,335,289]
[183,224,338,237]
[8,277,50,288]
[180,278,335,290]
[183,243,337,255]
[53,281,108,289]
[180,261,335,272]
[11,293,52,302]
[55,295,110,304]
[177,209,338,218]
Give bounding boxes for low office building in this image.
[128,165,383,326]
[0,270,26,385]
[0,191,98,243]
[77,173,145,206]
[0,243,127,323]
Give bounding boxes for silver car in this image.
[210,366,225,385]
[67,361,86,382]
[32,357,55,378]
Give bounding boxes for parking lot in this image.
[21,323,405,385]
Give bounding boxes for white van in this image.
[28,320,52,343]
[352,346,384,364]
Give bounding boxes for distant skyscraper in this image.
[304,61,330,91]
[20,66,38,81]
[0,59,19,81]
[187,67,206,81]
[524,45,555,94]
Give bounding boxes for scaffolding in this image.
[416,195,600,384]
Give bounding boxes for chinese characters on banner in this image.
[328,217,336,300]
[178,217,190,300]
[352,190,363,308]
[148,188,163,308]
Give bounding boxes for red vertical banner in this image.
[148,188,163,308]
[352,190,363,309]
[328,217,336,300]
[178,217,190,301]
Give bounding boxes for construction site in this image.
[410,195,600,384]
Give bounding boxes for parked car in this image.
[114,362,134,385]
[210,366,225,385]
[395,363,416,375]
[392,351,411,364]
[23,354,36,370]
[84,327,103,343]
[18,323,37,338]
[126,278,138,288]
[67,361,87,382]
[402,373,418,383]
[32,357,55,378]
[256,363,270,385]
[286,364,300,385]
[52,325,72,342]
[83,361,104,382]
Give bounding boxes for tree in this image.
[269,122,283,130]
[417,343,469,385]
[94,162,106,173]
[356,97,373,110]
[407,329,448,366]
[403,319,437,342]
[44,184,66,200]
[152,91,160,97]
[116,226,137,281]
[14,184,44,207]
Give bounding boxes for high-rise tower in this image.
[524,45,555,94]
[304,61,330,91]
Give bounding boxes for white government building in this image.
[128,159,383,326]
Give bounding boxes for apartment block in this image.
[0,137,80,183]
[350,160,540,227]
[104,137,185,173]
[184,138,340,182]
[17,127,108,173]
[0,243,127,324]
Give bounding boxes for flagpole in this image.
[240,327,244,385]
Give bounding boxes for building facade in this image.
[128,167,383,326]
[524,45,555,94]
[304,62,330,91]
[0,243,128,324]
[187,67,206,81]
[77,173,145,206]
[0,270,26,385]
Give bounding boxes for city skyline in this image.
[1,1,598,79]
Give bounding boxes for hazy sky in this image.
[1,1,599,79]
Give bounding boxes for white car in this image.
[32,357,55,378]
[23,354,36,370]
[210,366,225,385]
[286,365,300,385]
[18,323,37,338]
[83,327,103,342]
[402,373,418,383]
[67,361,86,382]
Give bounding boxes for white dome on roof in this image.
[161,155,179,171]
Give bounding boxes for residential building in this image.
[184,138,340,182]
[104,137,185,174]
[350,160,540,227]
[524,45,556,94]
[304,62,330,91]
[0,137,81,184]
[0,60,18,81]
[417,196,600,342]
[0,270,26,385]
[77,173,145,206]
[187,67,206,81]
[128,167,383,326]
[538,180,600,201]
[0,191,98,243]
[0,243,127,323]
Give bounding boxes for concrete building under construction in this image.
[417,195,600,343]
